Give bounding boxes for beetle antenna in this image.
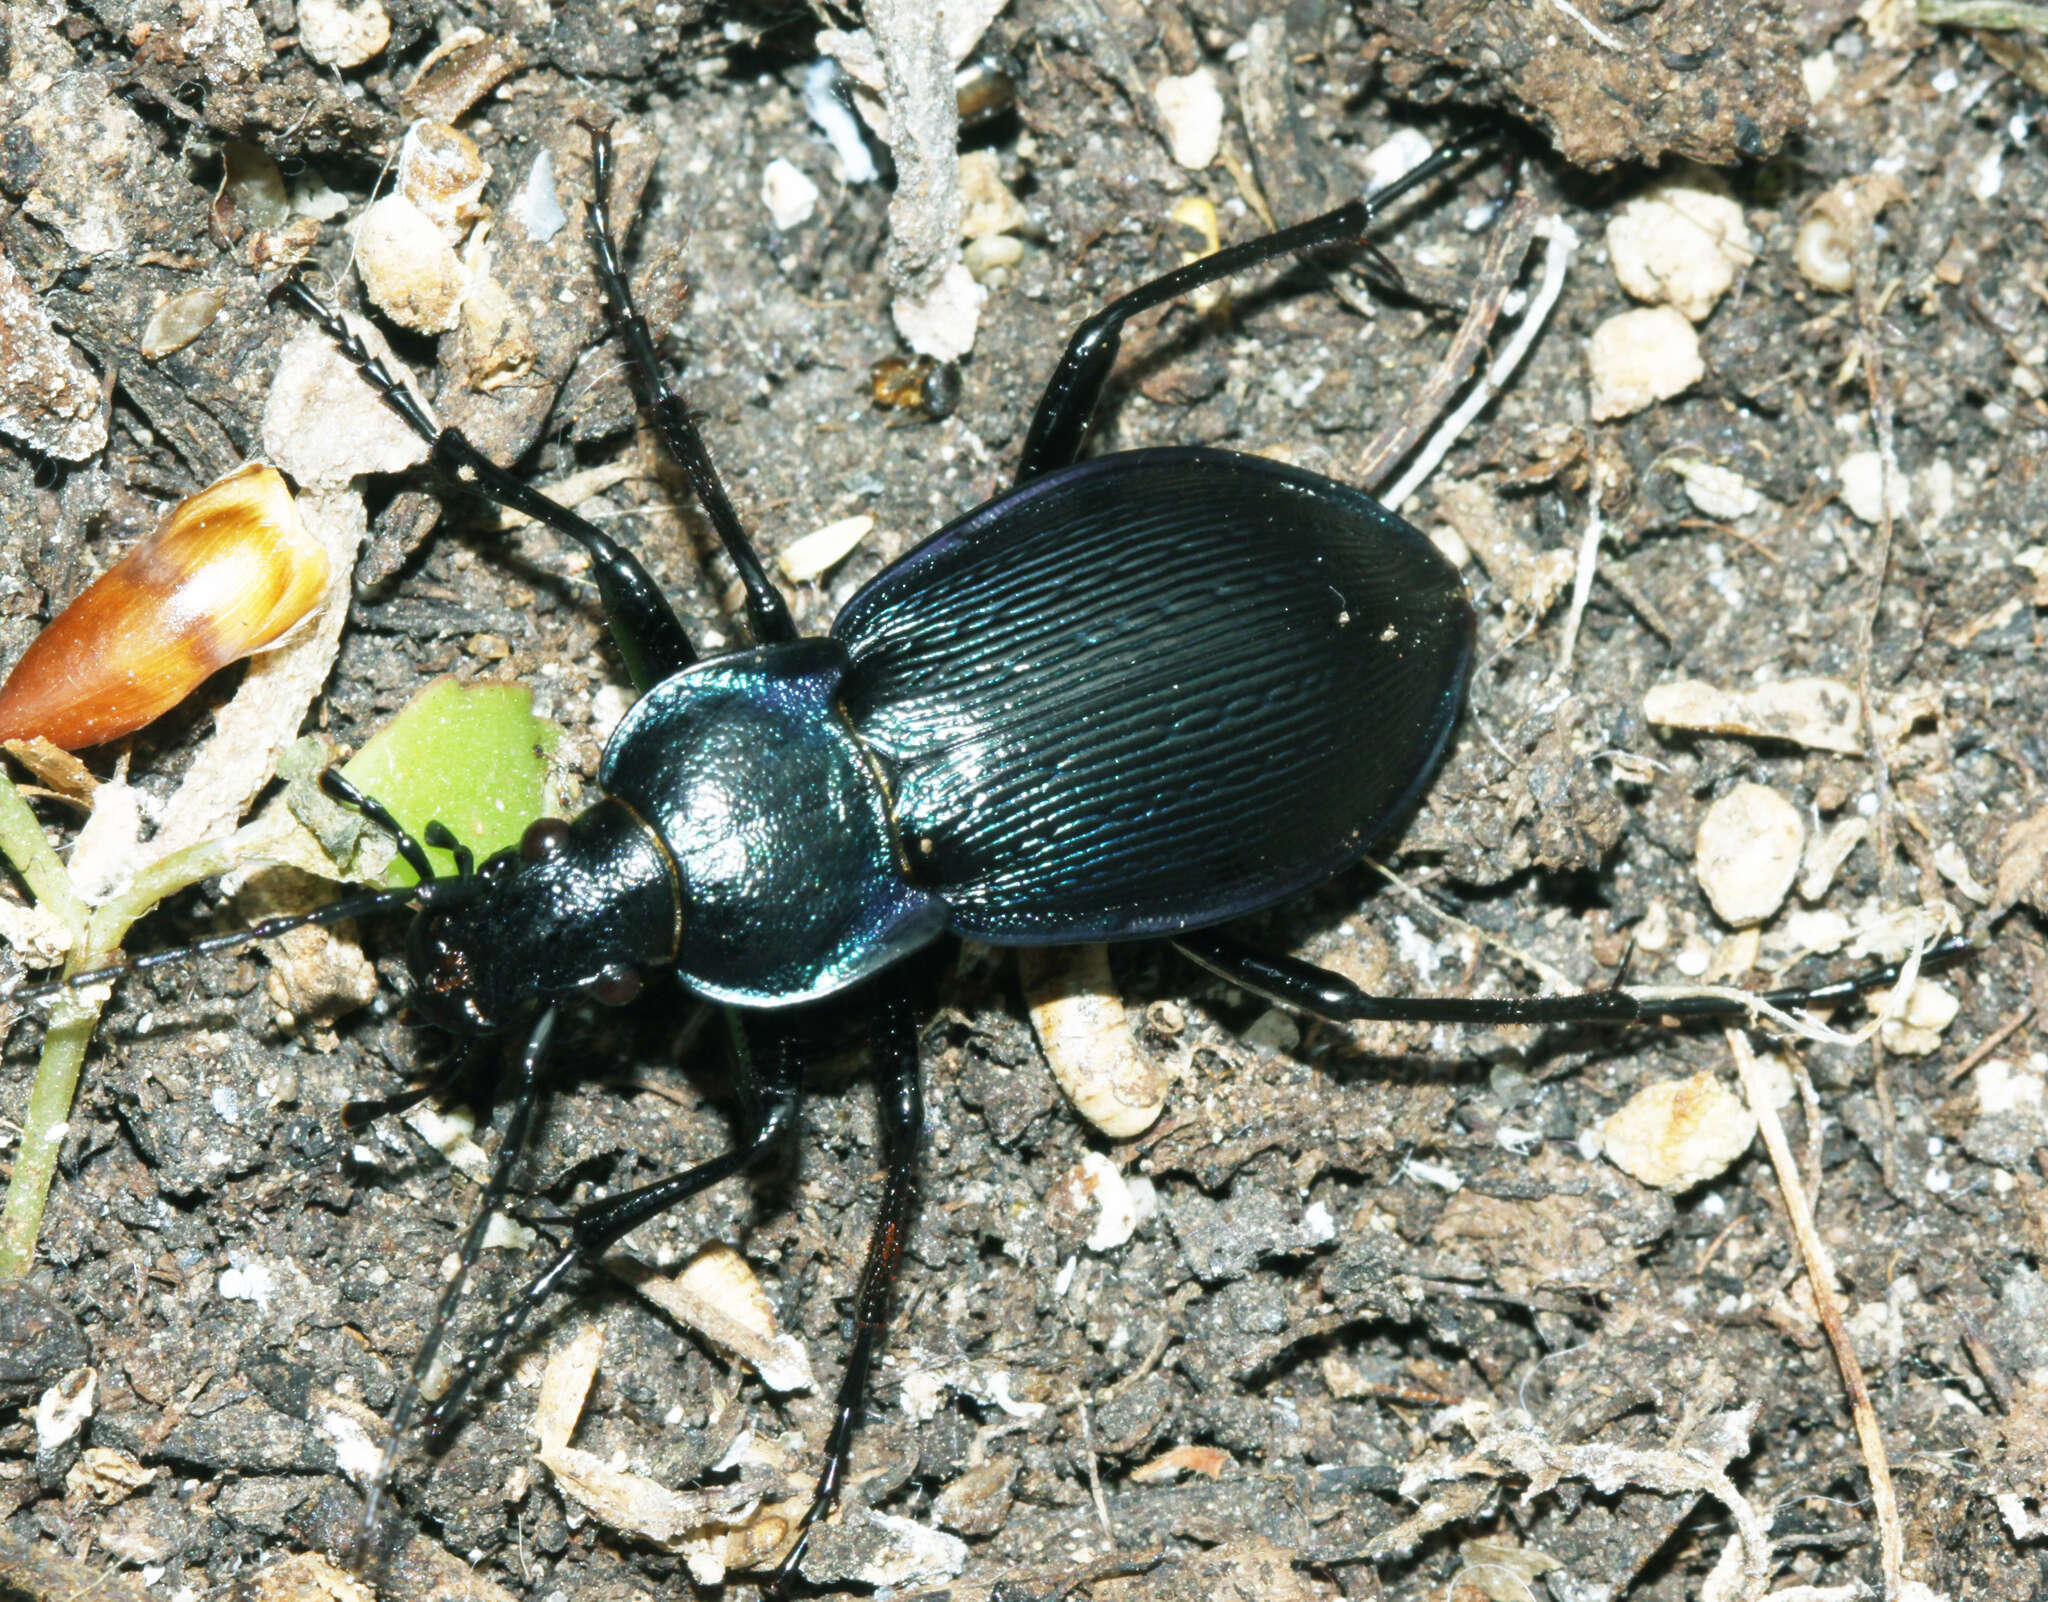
[320,769,441,884]
[0,769,478,1014]
[0,884,428,1011]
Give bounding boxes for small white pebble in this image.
[1838,450,1909,525]
[761,159,819,231]
[1605,176,1753,322]
[1587,306,1702,420]
[1975,1058,2045,1116]
[1880,980,1960,1057]
[1242,1007,1300,1053]
[1363,127,1436,194]
[1669,458,1762,520]
[1973,144,2004,202]
[1601,1072,1756,1190]
[1695,783,1803,927]
[219,1259,276,1309]
[589,682,634,741]
[296,0,389,68]
[1153,69,1224,169]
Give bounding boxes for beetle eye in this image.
[520,818,573,861]
[588,964,642,1008]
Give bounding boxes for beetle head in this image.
[404,799,680,1034]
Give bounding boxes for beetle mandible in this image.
[201,124,1954,1589]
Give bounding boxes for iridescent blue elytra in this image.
[431,444,1466,1016]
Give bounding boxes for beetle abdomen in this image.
[834,447,1474,941]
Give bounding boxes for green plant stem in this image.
[0,775,84,935]
[0,784,250,1280]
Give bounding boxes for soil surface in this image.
[1,2,2047,1601]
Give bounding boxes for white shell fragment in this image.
[1668,458,1762,520]
[804,58,879,183]
[1154,68,1224,169]
[1020,944,1167,1139]
[35,1367,95,1456]
[1879,980,1960,1056]
[1695,783,1804,928]
[1644,677,1864,754]
[533,1326,773,1567]
[296,0,390,68]
[1605,175,1754,323]
[609,1246,814,1393]
[354,194,466,333]
[395,121,490,244]
[778,514,873,583]
[1588,306,1703,420]
[510,149,568,244]
[1838,449,1909,525]
[1600,1072,1756,1190]
[1794,174,1906,294]
[1051,1151,1144,1251]
[761,159,820,231]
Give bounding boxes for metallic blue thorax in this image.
[599,639,947,1007]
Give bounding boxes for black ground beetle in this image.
[17,126,1965,1591]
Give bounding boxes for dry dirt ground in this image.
[2,1,2048,1600]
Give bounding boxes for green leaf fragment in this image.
[340,678,563,886]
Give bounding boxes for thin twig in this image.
[1546,0,1629,49]
[1727,1029,1904,1599]
[1361,855,1576,991]
[1380,217,1579,514]
[1942,1000,2035,1085]
[1076,1399,1115,1546]
[1551,452,1615,682]
[1358,194,1539,489]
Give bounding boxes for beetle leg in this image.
[586,126,799,649]
[1015,135,1490,484]
[280,277,698,693]
[767,979,922,1594]
[359,1005,560,1553]
[405,1010,808,1457]
[1173,930,1976,1028]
